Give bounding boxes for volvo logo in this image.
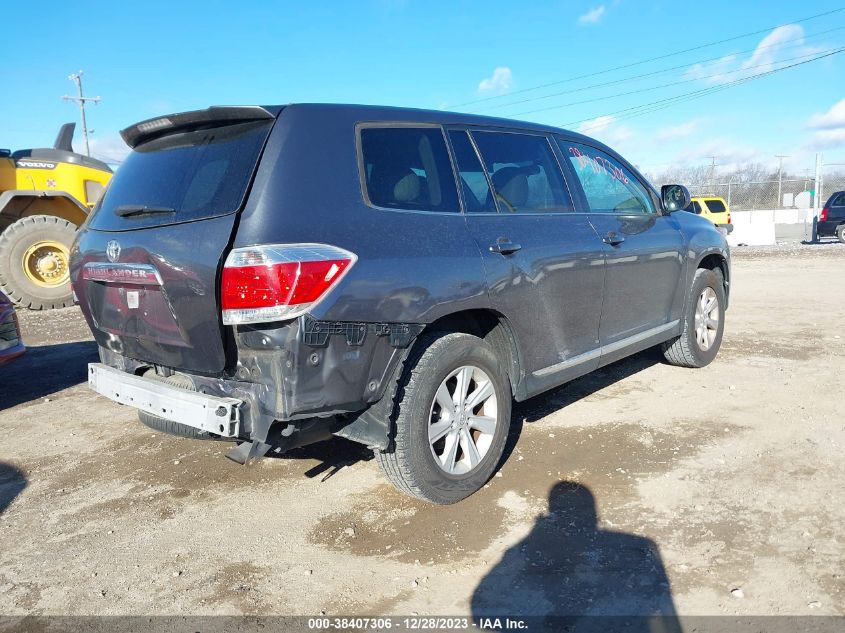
[106,240,121,263]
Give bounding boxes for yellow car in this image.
[685,196,733,233]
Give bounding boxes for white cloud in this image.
[805,128,845,150]
[477,67,513,95]
[656,119,702,142]
[807,98,845,130]
[577,5,606,25]
[684,54,739,84]
[577,115,615,134]
[741,24,805,72]
[672,137,764,172]
[577,115,633,147]
[685,24,817,85]
[803,98,845,152]
[89,133,130,165]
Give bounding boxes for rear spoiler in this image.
[120,106,279,148]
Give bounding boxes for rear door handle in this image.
[602,232,625,246]
[489,238,522,255]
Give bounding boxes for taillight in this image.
[221,243,356,325]
[820,207,829,222]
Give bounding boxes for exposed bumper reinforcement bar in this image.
[88,363,243,438]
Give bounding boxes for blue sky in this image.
[1,0,843,177]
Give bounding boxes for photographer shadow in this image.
[472,481,681,633]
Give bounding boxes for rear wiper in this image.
[115,205,176,218]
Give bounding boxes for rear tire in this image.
[662,268,725,368]
[376,332,511,504]
[836,225,845,244]
[0,215,77,310]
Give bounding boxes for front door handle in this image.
[489,238,522,256]
[602,232,625,246]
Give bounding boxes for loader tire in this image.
[0,215,77,310]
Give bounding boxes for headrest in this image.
[493,167,531,209]
[394,172,421,202]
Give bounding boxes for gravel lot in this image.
[1,242,844,619]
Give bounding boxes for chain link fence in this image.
[685,176,845,211]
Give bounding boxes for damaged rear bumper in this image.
[94,315,422,451]
[88,363,243,437]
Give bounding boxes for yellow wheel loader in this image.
[0,123,112,309]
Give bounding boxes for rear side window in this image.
[359,127,459,213]
[90,120,273,231]
[471,131,573,214]
[562,140,655,214]
[448,131,497,213]
[705,199,726,213]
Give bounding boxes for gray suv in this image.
[70,104,730,504]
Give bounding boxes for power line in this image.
[503,45,843,118]
[451,6,845,109]
[572,47,845,129]
[568,46,845,131]
[469,25,845,115]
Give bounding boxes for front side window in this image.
[561,140,655,214]
[359,126,459,212]
[471,131,573,214]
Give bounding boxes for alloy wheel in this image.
[694,286,719,351]
[428,365,498,475]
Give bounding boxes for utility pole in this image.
[812,153,823,242]
[62,71,100,157]
[707,156,717,193]
[775,155,789,209]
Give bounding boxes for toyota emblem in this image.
[106,240,121,263]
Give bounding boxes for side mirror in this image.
[661,184,691,213]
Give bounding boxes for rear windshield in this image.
[88,120,273,231]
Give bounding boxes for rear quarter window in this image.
[359,126,459,213]
[704,199,726,213]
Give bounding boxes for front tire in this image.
[376,332,512,504]
[0,215,77,310]
[662,268,725,368]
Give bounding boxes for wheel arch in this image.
[0,190,87,232]
[696,251,730,308]
[422,308,524,400]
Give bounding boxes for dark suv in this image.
[71,104,730,504]
[818,191,845,243]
